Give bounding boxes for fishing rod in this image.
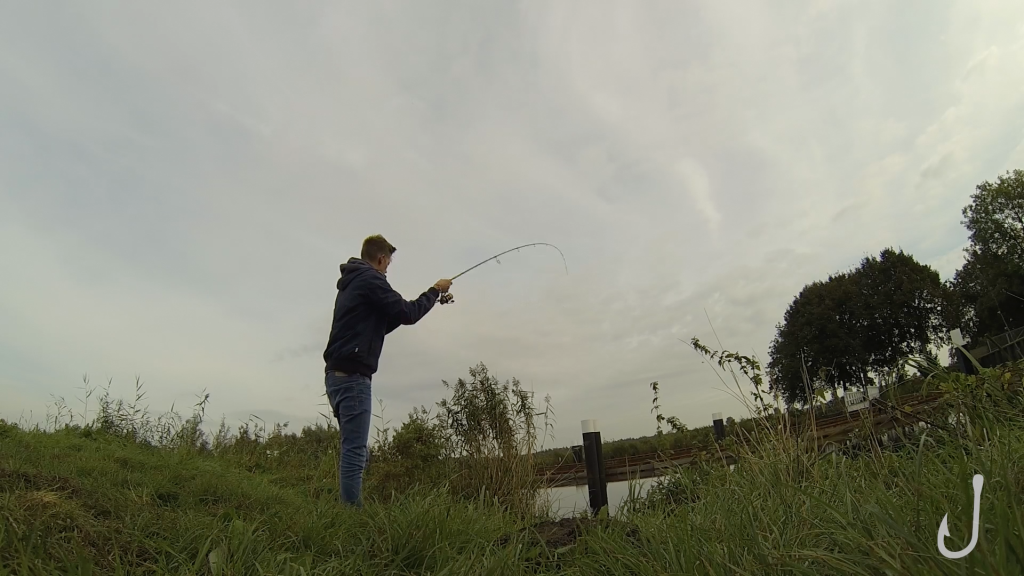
[438,242,568,304]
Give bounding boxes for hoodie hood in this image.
[338,257,377,290]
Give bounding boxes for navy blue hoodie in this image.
[323,258,440,377]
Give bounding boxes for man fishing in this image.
[323,234,452,507]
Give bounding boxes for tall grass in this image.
[614,343,1024,575]
[366,362,556,519]
[3,352,1024,574]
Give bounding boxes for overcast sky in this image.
[2,2,1023,448]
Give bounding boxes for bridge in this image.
[536,391,944,488]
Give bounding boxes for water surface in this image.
[539,478,654,518]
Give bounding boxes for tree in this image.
[767,248,945,405]
[948,169,1024,346]
[963,169,1024,264]
[854,248,946,385]
[767,272,867,405]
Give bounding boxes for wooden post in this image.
[712,412,725,442]
[582,419,608,516]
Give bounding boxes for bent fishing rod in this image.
[438,242,568,304]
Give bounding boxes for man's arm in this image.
[367,274,440,329]
[385,316,401,335]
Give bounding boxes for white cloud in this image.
[671,157,721,233]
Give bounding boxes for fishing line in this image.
[439,242,568,304]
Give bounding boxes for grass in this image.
[3,357,1024,574]
[0,421,524,574]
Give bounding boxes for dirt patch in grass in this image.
[495,517,640,550]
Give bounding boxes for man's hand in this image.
[433,279,452,293]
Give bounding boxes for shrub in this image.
[366,362,554,518]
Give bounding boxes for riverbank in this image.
[4,361,1024,574]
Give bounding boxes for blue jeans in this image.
[325,371,372,507]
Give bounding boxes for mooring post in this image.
[712,412,725,442]
[581,419,608,516]
[950,329,976,375]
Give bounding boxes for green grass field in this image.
[3,360,1024,574]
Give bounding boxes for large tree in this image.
[768,272,868,406]
[948,169,1024,345]
[768,248,945,406]
[854,248,946,381]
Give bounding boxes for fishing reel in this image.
[439,292,455,305]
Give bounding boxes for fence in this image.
[966,325,1024,372]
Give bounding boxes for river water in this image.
[538,463,736,518]
[538,478,655,518]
